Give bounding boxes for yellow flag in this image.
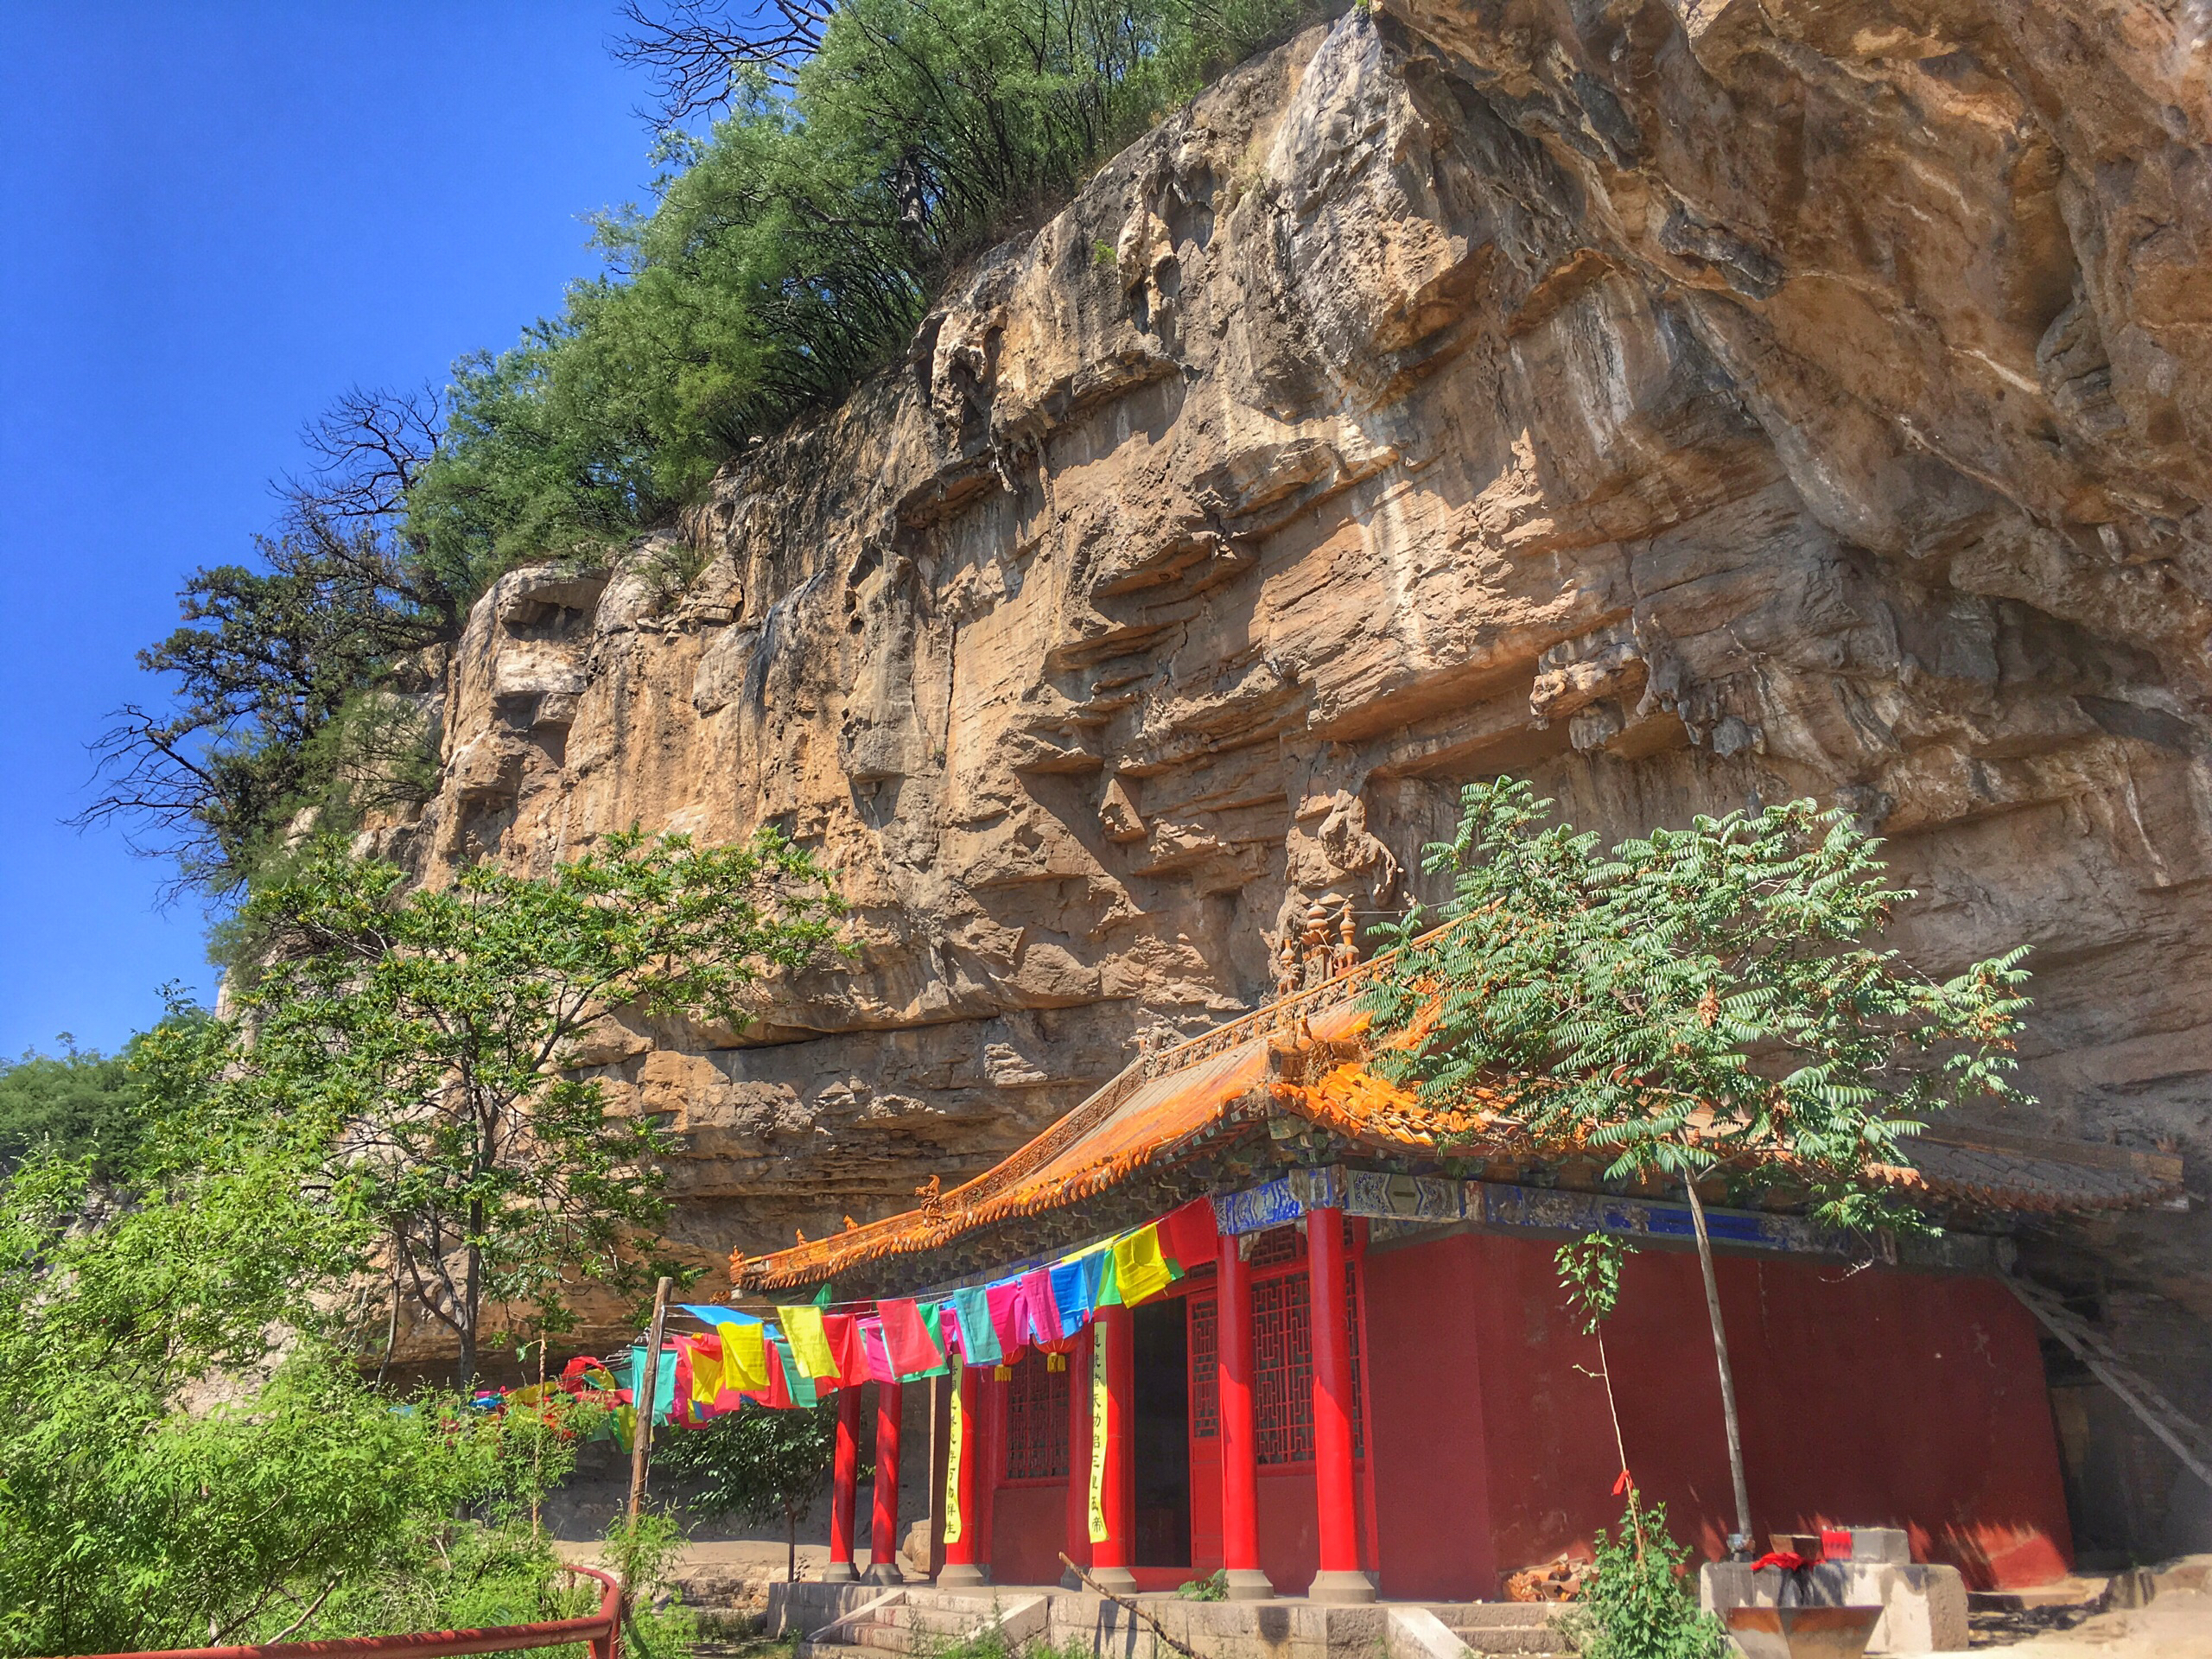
[718,1320,769,1393]
[1113,1224,1175,1306]
[688,1338,723,1409]
[778,1305,840,1381]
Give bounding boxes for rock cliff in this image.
[386,0,2209,1553]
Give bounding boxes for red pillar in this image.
[1217,1233,1274,1599]
[1060,1329,1092,1587]
[938,1363,986,1586]
[1306,1207,1375,1602]
[1089,1304,1138,1592]
[826,1384,861,1582]
[867,1379,906,1583]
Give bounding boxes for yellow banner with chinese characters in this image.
[943,1368,964,1545]
[1088,1327,1110,1543]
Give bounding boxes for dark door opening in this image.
[1133,1297,1192,1567]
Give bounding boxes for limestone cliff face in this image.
[389,0,2209,1549]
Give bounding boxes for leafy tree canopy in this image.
[656,1396,849,1580]
[1364,778,2033,1234]
[203,827,843,1385]
[0,1040,146,1178]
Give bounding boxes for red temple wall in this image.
[990,1480,1071,1586]
[1363,1230,2074,1595]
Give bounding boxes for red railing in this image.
[74,1565,622,1659]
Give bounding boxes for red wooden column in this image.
[1306,1207,1376,1602]
[825,1383,862,1581]
[867,1380,906,1583]
[1090,1304,1138,1592]
[1217,1232,1274,1599]
[938,1363,986,1586]
[1059,1328,1093,1587]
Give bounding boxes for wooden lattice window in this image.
[1004,1349,1070,1480]
[1190,1295,1219,1440]
[1248,1262,1363,1465]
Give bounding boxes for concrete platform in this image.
[766,1580,1574,1659]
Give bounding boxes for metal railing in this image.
[73,1565,623,1659]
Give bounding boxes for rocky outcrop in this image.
[382,0,2209,1553]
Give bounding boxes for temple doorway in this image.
[1132,1296,1192,1567]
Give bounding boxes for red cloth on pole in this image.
[824,1313,869,1385]
[879,1297,944,1375]
[1155,1197,1219,1275]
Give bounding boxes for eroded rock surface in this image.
[381,0,2209,1551]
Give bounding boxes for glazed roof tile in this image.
[734,955,2183,1294]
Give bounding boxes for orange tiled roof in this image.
[734,951,2183,1294]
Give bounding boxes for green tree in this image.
[1366,778,2031,1548]
[79,388,461,896]
[655,1398,848,1581]
[212,828,843,1387]
[0,1039,145,1177]
[1573,1493,1728,1659]
[0,1122,587,1656]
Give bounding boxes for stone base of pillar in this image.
[1224,1569,1276,1600]
[1306,1570,1377,1605]
[936,1563,988,1587]
[1087,1565,1139,1594]
[821,1561,858,1584]
[862,1562,906,1586]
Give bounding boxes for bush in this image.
[1571,1496,1726,1659]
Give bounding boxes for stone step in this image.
[1426,1603,1568,1630]
[849,1621,929,1656]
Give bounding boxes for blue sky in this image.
[0,3,660,1056]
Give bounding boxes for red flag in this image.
[1155,1198,1220,1276]
[824,1312,869,1385]
[879,1297,944,1375]
[1612,1469,1632,1497]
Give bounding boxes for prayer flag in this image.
[777,1338,819,1407]
[779,1305,839,1380]
[683,1332,723,1411]
[719,1321,769,1393]
[1155,1198,1218,1275]
[880,1298,944,1375]
[860,1319,896,1382]
[824,1313,869,1384]
[986,1280,1029,1357]
[1049,1258,1093,1330]
[1083,1245,1119,1309]
[1019,1268,1065,1343]
[950,1286,1002,1365]
[1114,1224,1176,1305]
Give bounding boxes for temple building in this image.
[723,928,2182,1601]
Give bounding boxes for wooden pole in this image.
[1684,1183,1752,1552]
[627,1276,673,1529]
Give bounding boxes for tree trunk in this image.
[457,1207,483,1390]
[1684,1179,1753,1551]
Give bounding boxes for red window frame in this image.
[1001,1346,1071,1483]
[1186,1218,1364,1468]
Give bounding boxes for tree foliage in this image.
[209,828,843,1385]
[78,388,461,895]
[405,0,1307,592]
[1365,778,2033,1232]
[655,1397,848,1580]
[0,1128,582,1656]
[0,1040,146,1178]
[1572,1494,1727,1659]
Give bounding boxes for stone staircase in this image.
[796,1588,1049,1659]
[1420,1601,1575,1657]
